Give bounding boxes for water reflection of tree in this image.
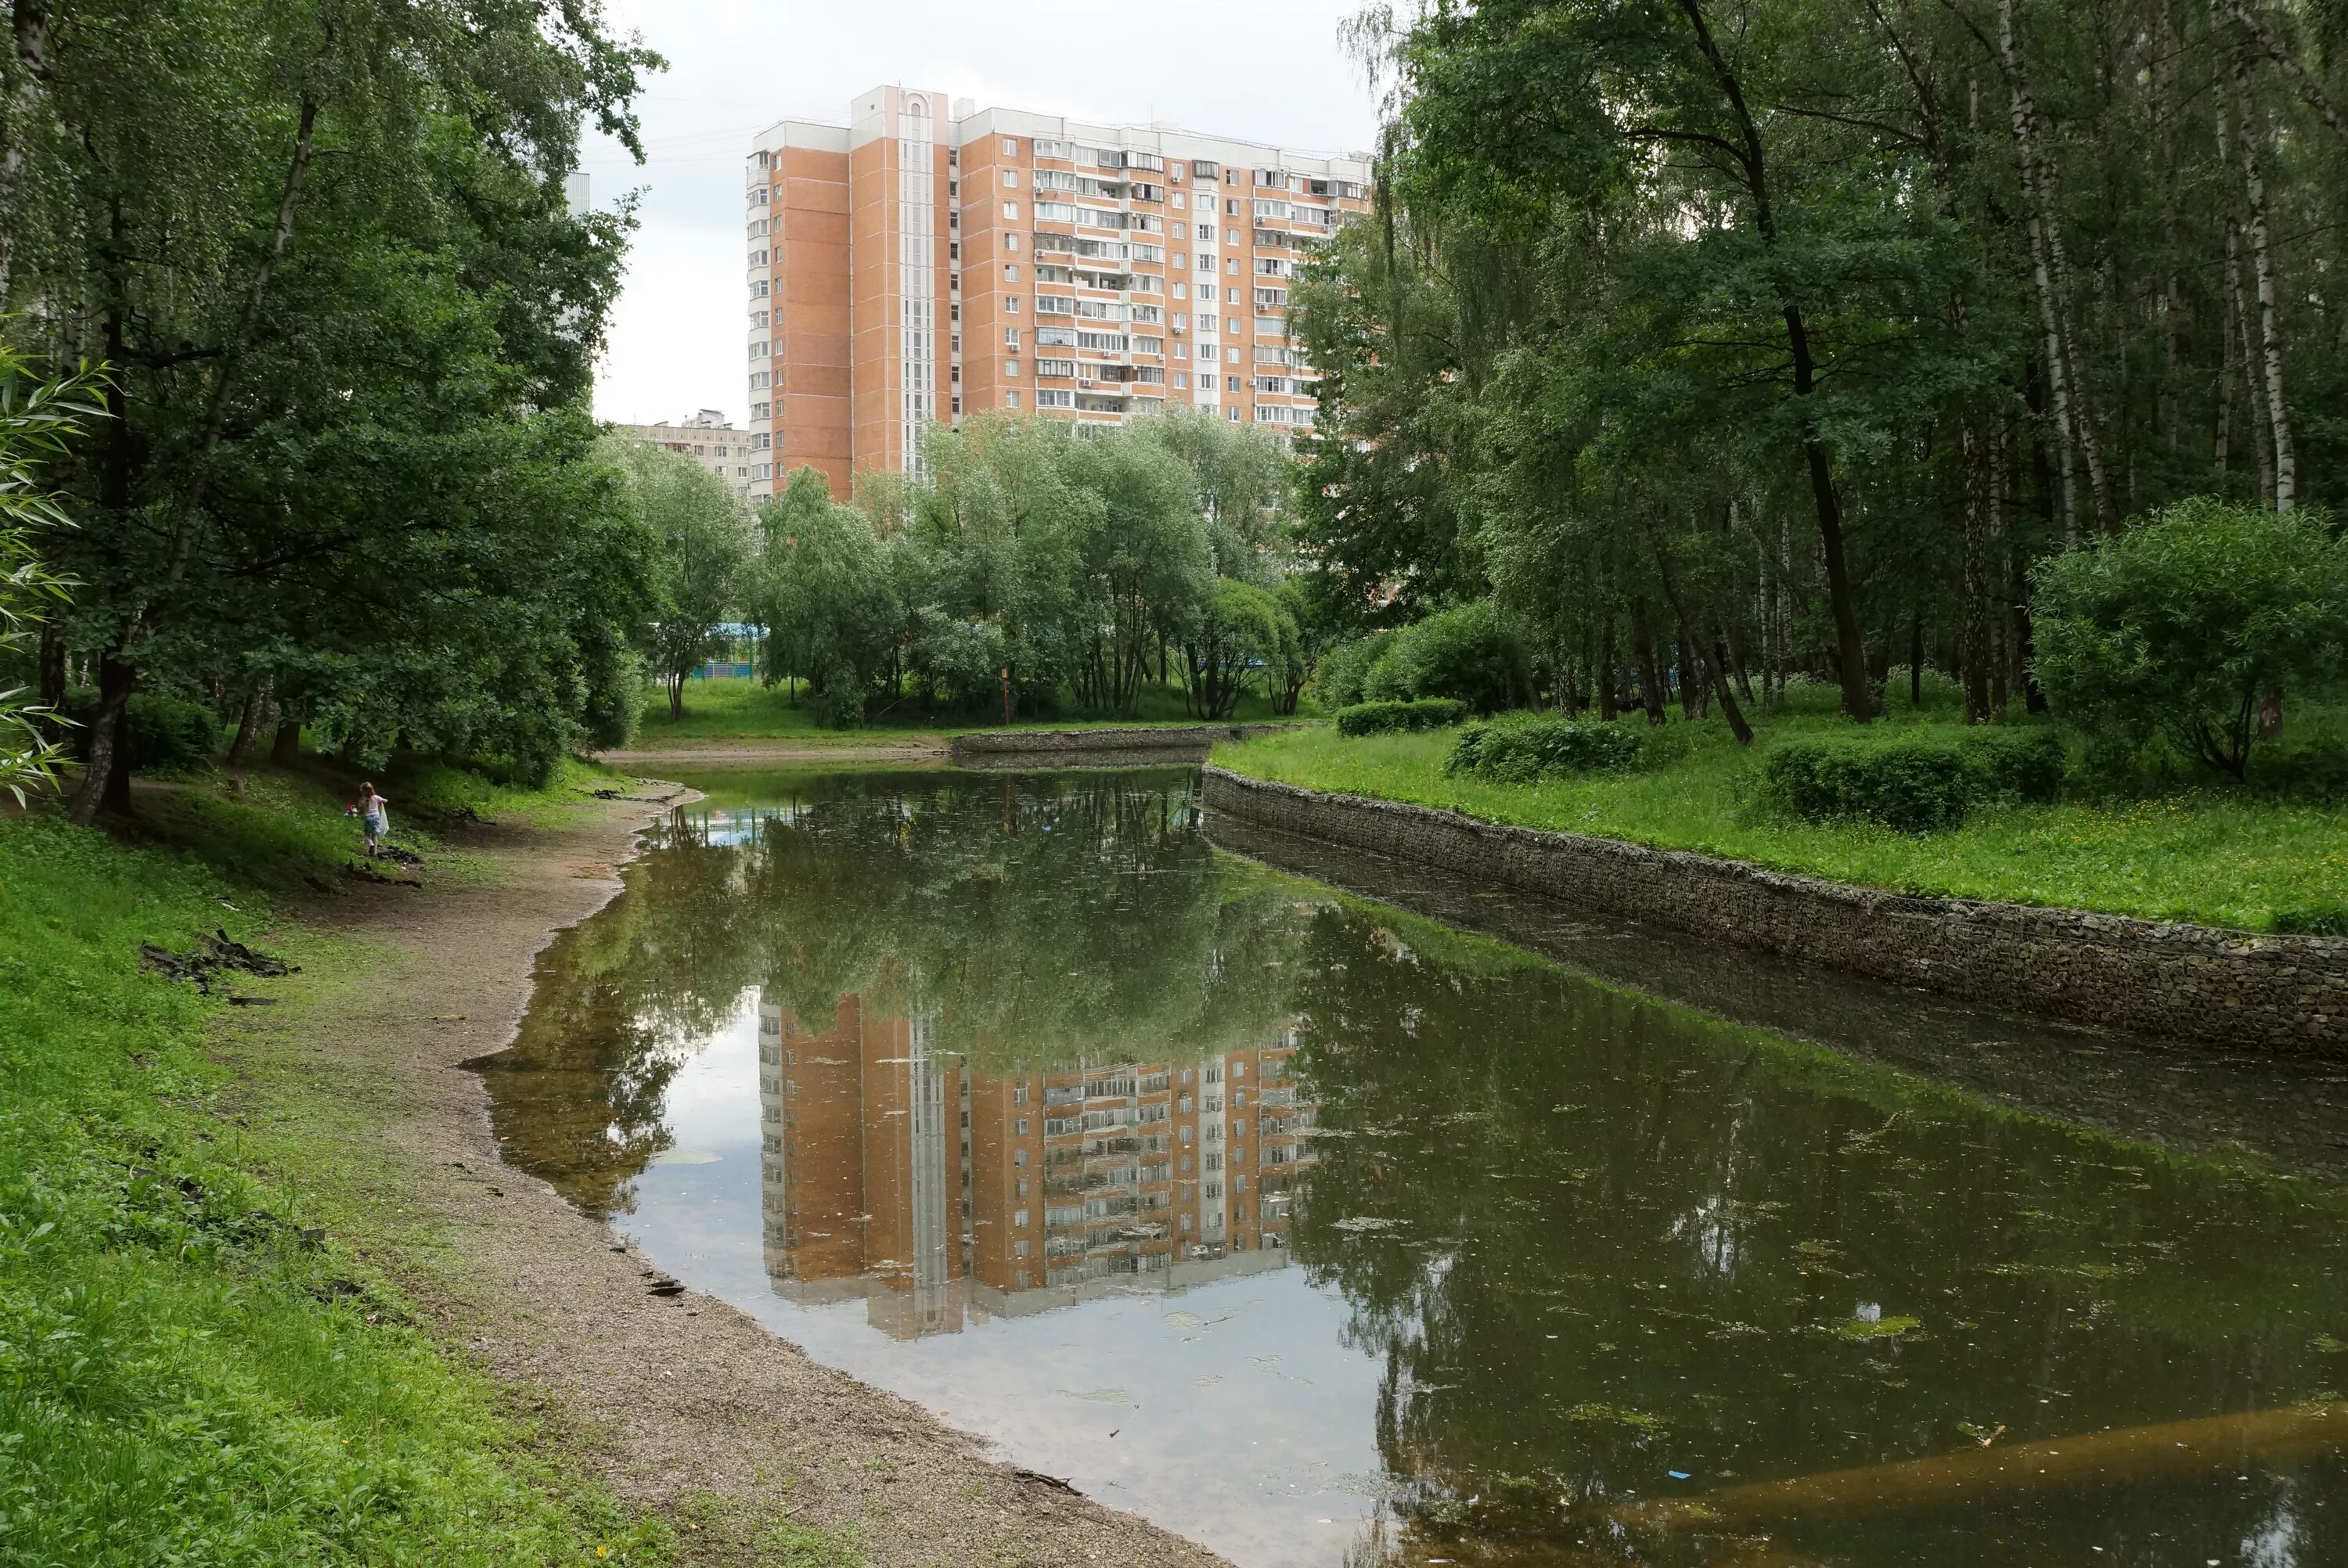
[480,814,769,1217]
[488,772,1315,1217]
[1284,902,2348,1563]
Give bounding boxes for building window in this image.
[1014,1208,1030,1228]
[1003,201,1019,220]
[1014,1239,1030,1260]
[1004,263,1018,282]
[1005,390,1020,408]
[1005,296,1020,312]
[1003,168,1017,186]
[1227,406,1240,420]
[1173,372,1189,390]
[1013,1084,1028,1105]
[749,372,769,389]
[1015,1118,1029,1135]
[1003,327,1021,347]
[1003,137,1017,155]
[1014,1147,1028,1166]
[1004,359,1020,378]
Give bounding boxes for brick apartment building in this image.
[607,408,758,499]
[758,994,1316,1339]
[742,85,1372,500]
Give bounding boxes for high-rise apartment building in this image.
[743,87,1371,499]
[758,990,1314,1340]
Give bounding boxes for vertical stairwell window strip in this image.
[898,100,937,476]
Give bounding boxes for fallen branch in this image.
[344,861,422,889]
[1614,1401,2346,1530]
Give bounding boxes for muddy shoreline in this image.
[218,791,1223,1566]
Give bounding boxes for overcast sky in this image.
[582,0,1382,429]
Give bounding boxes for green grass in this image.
[0,769,687,1566]
[1214,702,2348,933]
[633,677,1313,744]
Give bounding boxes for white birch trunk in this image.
[1998,0,2083,548]
[2230,53,2296,510]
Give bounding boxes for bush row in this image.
[1446,712,1649,782]
[1334,698,1470,736]
[1760,728,2065,833]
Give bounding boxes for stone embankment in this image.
[1202,767,2348,1055]
[949,721,1306,765]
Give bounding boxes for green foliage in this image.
[0,347,101,801]
[1313,632,1397,710]
[1762,729,2065,834]
[1446,712,1645,782]
[2033,501,2348,779]
[1362,601,1529,714]
[1187,578,1291,721]
[62,690,221,773]
[618,441,753,721]
[749,414,1313,724]
[9,1,661,811]
[0,804,675,1567]
[750,468,899,727]
[1337,697,1470,737]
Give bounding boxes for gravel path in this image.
[222,795,1225,1568]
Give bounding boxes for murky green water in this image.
[481,768,2348,1567]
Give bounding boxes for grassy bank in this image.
[1215,704,2348,933]
[0,766,684,1566]
[634,676,1309,744]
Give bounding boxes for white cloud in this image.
[585,0,1378,429]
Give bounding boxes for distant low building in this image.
[607,408,756,499]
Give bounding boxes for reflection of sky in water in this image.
[620,991,1385,1568]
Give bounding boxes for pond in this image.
[477,766,2348,1568]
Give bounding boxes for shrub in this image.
[1313,632,1396,709]
[1446,713,1647,782]
[1335,697,1469,736]
[1762,728,2065,833]
[2033,498,2348,779]
[1362,600,1529,714]
[64,691,222,773]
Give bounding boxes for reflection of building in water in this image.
[758,997,1315,1336]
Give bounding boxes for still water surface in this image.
[480,767,2348,1567]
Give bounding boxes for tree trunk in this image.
[2230,52,2296,510]
[270,716,302,767]
[1961,426,1993,725]
[0,0,52,306]
[2220,0,2347,142]
[1645,512,1752,745]
[37,620,65,710]
[1630,597,1668,725]
[1677,0,1871,721]
[65,651,131,822]
[2224,219,2275,505]
[1598,607,1619,721]
[668,672,684,721]
[226,679,269,766]
[1909,612,1925,707]
[1998,0,2087,547]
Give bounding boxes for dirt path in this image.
[220,797,1223,1568]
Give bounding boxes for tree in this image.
[619,441,751,722]
[0,338,100,801]
[750,466,900,726]
[2,0,657,815]
[1186,578,1289,721]
[2032,499,2348,779]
